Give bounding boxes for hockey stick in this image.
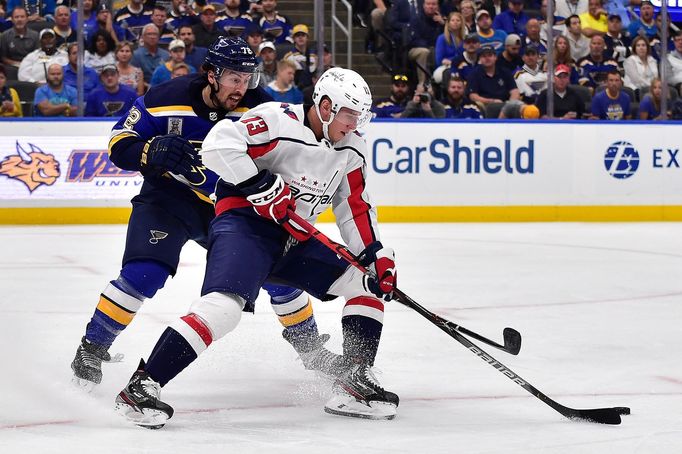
[287,211,521,356]
[393,287,630,425]
[286,211,631,425]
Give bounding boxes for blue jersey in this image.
[85,84,137,117]
[216,13,253,38]
[577,53,619,88]
[478,29,508,54]
[166,12,199,33]
[591,90,631,120]
[372,97,408,118]
[109,73,273,205]
[258,14,293,44]
[444,102,483,119]
[114,6,153,39]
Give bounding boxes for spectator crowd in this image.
[0,0,331,117]
[0,0,681,120]
[366,0,682,120]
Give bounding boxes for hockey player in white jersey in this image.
[115,67,399,428]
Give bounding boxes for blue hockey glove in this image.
[141,134,196,176]
[358,241,397,301]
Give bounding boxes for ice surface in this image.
[1,223,681,453]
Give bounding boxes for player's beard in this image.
[208,81,243,112]
[220,88,244,111]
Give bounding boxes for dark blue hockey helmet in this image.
[204,36,260,88]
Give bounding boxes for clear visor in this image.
[217,69,261,90]
[334,107,372,130]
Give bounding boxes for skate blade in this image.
[324,394,397,420]
[115,401,170,429]
[71,376,97,393]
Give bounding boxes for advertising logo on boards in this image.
[371,138,535,175]
[604,141,639,179]
[66,150,139,182]
[0,141,60,193]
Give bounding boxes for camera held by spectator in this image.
[401,83,446,118]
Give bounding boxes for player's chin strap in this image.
[315,103,336,143]
[206,69,225,111]
[209,80,222,110]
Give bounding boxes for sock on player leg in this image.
[85,280,144,348]
[268,286,321,352]
[341,296,384,365]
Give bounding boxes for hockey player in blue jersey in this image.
[70,37,340,390]
[114,67,400,428]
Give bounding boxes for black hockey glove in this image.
[141,134,196,176]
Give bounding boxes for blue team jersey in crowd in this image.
[591,90,631,120]
[216,13,253,38]
[166,11,200,32]
[85,84,137,117]
[444,102,483,119]
[638,94,660,119]
[259,14,292,44]
[372,97,408,118]
[109,73,273,204]
[478,30,508,54]
[70,11,98,43]
[114,6,153,39]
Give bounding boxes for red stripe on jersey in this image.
[247,140,279,159]
[181,313,213,347]
[215,196,251,216]
[345,296,384,312]
[346,168,375,247]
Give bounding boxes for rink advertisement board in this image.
[365,119,682,221]
[0,120,141,223]
[1,119,681,223]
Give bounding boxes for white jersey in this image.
[201,101,380,256]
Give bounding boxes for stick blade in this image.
[503,327,522,355]
[564,407,630,425]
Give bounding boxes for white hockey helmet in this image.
[312,67,373,141]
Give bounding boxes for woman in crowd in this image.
[639,78,667,120]
[624,36,658,94]
[433,12,466,84]
[0,64,21,117]
[459,0,477,35]
[544,35,579,84]
[85,29,117,73]
[115,41,145,96]
[71,0,98,43]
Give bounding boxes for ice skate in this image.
[115,360,174,429]
[71,336,114,391]
[324,363,399,420]
[283,331,348,378]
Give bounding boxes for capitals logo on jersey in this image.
[0,141,60,193]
